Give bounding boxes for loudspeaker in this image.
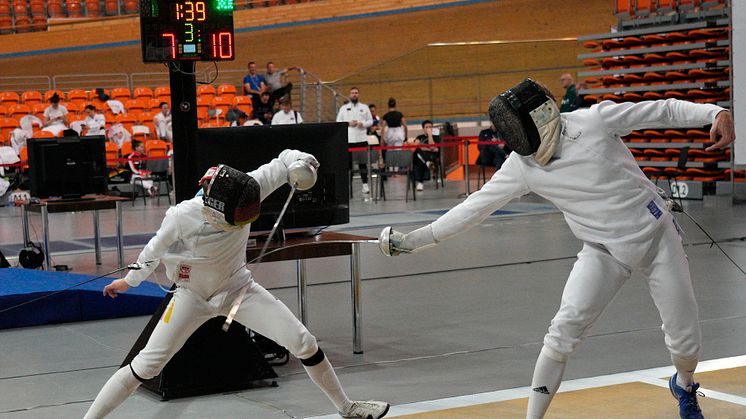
[0,248,9,268]
[121,289,278,400]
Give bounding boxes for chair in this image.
[154,86,170,101]
[197,84,216,100]
[233,95,253,118]
[375,149,416,202]
[0,91,20,105]
[120,140,133,156]
[125,98,147,113]
[132,156,171,205]
[85,0,99,16]
[145,139,168,157]
[111,87,131,101]
[9,104,31,119]
[133,87,154,100]
[0,105,7,117]
[148,98,165,111]
[196,97,212,114]
[211,96,233,115]
[653,147,689,204]
[217,84,237,99]
[131,125,150,141]
[137,110,156,124]
[67,89,88,105]
[21,90,42,105]
[31,103,47,117]
[105,141,120,169]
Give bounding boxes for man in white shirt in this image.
[270,96,303,125]
[42,93,69,136]
[336,87,373,194]
[380,79,735,419]
[83,105,107,136]
[84,151,389,419]
[153,102,172,141]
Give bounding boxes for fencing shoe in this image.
[669,373,705,419]
[340,400,390,419]
[416,182,424,191]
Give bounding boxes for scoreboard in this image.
[140,0,235,62]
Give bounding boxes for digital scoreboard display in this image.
[140,0,235,62]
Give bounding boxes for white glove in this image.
[278,149,319,169]
[379,225,437,256]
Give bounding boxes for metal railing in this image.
[52,73,130,92]
[0,76,51,93]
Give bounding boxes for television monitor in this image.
[182,123,350,232]
[27,135,108,199]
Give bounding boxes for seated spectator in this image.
[107,123,132,149]
[153,102,172,141]
[271,96,303,125]
[243,61,267,109]
[380,97,407,147]
[253,91,274,125]
[10,115,42,155]
[127,140,156,197]
[83,105,107,136]
[412,120,440,191]
[42,93,69,135]
[265,61,295,106]
[368,103,381,141]
[225,105,248,126]
[477,122,509,170]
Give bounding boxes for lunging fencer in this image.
[380,79,735,419]
[85,150,389,419]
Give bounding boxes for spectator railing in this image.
[0,76,52,94]
[53,73,130,92]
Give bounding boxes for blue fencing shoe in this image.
[669,373,705,419]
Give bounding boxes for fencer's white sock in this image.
[84,366,141,419]
[526,347,567,419]
[302,350,353,413]
[672,355,698,391]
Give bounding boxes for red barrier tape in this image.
[0,155,169,168]
[347,139,505,153]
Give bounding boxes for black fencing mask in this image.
[200,165,261,228]
[488,79,561,161]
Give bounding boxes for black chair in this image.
[375,149,416,202]
[654,147,689,206]
[132,158,172,206]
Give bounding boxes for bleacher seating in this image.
[578,0,731,191]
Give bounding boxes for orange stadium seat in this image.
[125,99,147,112]
[123,0,138,14]
[196,97,211,113]
[197,84,216,100]
[30,15,46,31]
[0,117,18,141]
[154,86,170,101]
[111,87,132,101]
[9,104,31,119]
[120,140,133,156]
[34,130,56,138]
[0,105,7,117]
[211,96,232,115]
[21,90,42,104]
[85,0,99,16]
[29,0,45,15]
[115,113,138,125]
[105,141,120,168]
[67,0,83,17]
[657,0,676,12]
[66,102,84,115]
[67,89,88,105]
[0,0,9,15]
[19,146,29,170]
[131,125,150,141]
[636,0,653,15]
[0,16,11,35]
[133,87,154,100]
[216,84,237,99]
[104,0,117,15]
[0,91,20,105]
[615,0,634,17]
[145,139,168,157]
[31,103,46,117]
[148,98,164,110]
[47,0,64,16]
[137,110,156,124]
[233,96,253,118]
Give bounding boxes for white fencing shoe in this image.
[340,400,390,418]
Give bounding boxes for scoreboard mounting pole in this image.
[139,0,235,202]
[169,62,198,203]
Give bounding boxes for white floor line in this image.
[306,355,746,418]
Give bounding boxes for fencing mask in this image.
[488,79,561,165]
[200,165,261,230]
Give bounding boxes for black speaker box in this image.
[121,290,277,400]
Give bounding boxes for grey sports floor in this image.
[1,177,745,418]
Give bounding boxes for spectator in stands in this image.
[574,82,591,109]
[253,91,275,125]
[381,97,407,147]
[368,103,381,140]
[337,87,373,195]
[477,122,509,170]
[412,120,441,192]
[265,61,294,106]
[271,96,303,125]
[42,93,69,135]
[243,61,267,109]
[154,102,172,141]
[225,105,248,127]
[559,73,578,113]
[83,105,107,136]
[127,139,156,197]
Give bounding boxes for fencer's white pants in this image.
[543,219,701,361]
[130,280,318,380]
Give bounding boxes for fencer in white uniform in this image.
[85,150,389,419]
[380,79,735,419]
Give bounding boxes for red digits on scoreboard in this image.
[211,32,233,59]
[162,33,176,59]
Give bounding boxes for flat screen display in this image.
[27,136,108,199]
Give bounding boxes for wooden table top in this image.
[25,195,130,213]
[246,231,375,263]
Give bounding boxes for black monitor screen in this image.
[27,136,108,199]
[183,123,350,232]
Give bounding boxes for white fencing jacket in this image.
[123,150,305,300]
[337,102,373,144]
[430,99,724,266]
